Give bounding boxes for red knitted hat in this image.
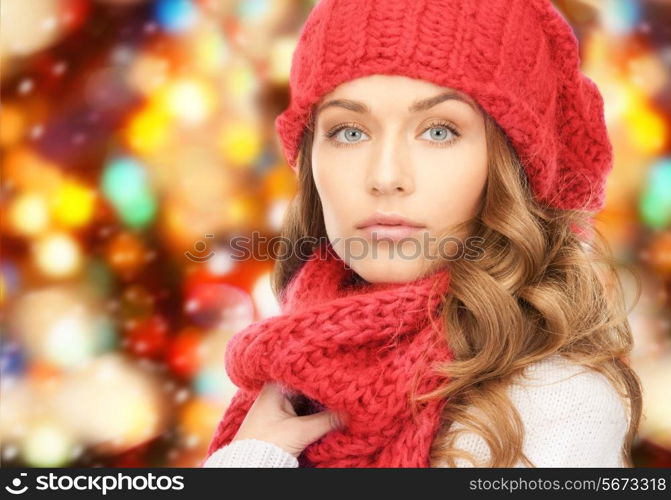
[274,0,613,212]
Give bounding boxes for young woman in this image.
[201,0,642,468]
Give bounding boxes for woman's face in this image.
[311,74,488,283]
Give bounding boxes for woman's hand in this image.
[231,381,345,458]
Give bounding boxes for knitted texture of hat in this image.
[274,0,613,212]
[203,241,454,467]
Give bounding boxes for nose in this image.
[365,138,414,196]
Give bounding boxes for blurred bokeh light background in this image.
[1,0,669,467]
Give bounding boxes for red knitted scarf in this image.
[204,242,454,467]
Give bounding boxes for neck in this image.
[341,270,369,289]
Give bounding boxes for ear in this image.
[289,151,301,176]
[290,162,299,176]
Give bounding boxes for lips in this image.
[358,225,424,241]
[355,212,426,241]
[355,212,425,229]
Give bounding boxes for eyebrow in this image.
[314,91,477,117]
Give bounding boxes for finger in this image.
[281,394,297,416]
[295,410,343,444]
[257,381,292,412]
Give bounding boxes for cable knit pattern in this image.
[202,439,298,468]
[274,0,613,211]
[203,240,455,467]
[204,354,629,468]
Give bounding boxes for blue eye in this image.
[326,125,369,148]
[419,123,460,146]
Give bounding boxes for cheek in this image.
[414,145,488,220]
[312,160,343,208]
[311,156,363,230]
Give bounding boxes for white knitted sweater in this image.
[203,354,630,467]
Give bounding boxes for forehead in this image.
[315,75,479,117]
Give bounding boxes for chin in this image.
[331,236,434,283]
[345,256,427,284]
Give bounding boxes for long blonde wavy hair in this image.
[270,108,643,468]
